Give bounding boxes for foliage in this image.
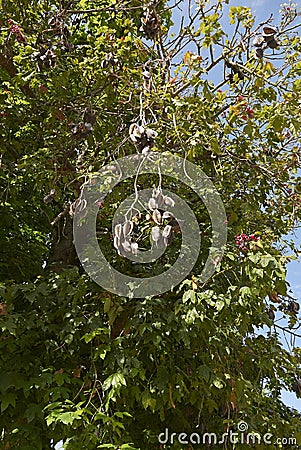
[1,0,301,448]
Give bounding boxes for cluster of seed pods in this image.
[253,25,278,58]
[113,187,177,256]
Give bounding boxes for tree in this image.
[1,0,301,448]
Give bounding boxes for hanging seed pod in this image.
[266,38,278,49]
[129,123,145,142]
[162,211,174,220]
[43,188,56,204]
[113,235,120,250]
[123,220,133,238]
[114,223,122,240]
[152,209,162,225]
[255,48,264,59]
[151,226,161,242]
[77,198,87,212]
[83,107,97,125]
[162,224,172,238]
[152,187,161,198]
[148,198,157,210]
[131,242,138,255]
[292,379,301,397]
[156,192,165,208]
[253,35,264,47]
[288,301,300,314]
[142,146,151,156]
[157,235,165,249]
[262,25,277,36]
[145,128,158,140]
[267,309,275,320]
[69,198,81,216]
[122,239,132,253]
[142,70,151,79]
[164,196,175,207]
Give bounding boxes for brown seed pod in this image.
[262,25,277,36]
[142,146,151,156]
[164,196,175,207]
[113,235,120,250]
[162,224,172,238]
[123,220,133,238]
[266,308,275,320]
[288,300,300,314]
[162,211,174,220]
[266,38,278,49]
[292,379,301,397]
[114,223,122,240]
[156,192,165,209]
[129,123,145,142]
[157,235,165,249]
[43,188,56,204]
[255,48,264,59]
[131,242,138,255]
[253,35,264,47]
[148,198,157,210]
[142,70,151,79]
[145,128,158,140]
[69,198,81,216]
[152,209,162,225]
[151,226,161,242]
[122,239,132,253]
[77,198,87,212]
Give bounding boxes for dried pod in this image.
[131,242,138,255]
[262,32,275,42]
[151,226,161,242]
[148,198,157,210]
[157,235,165,249]
[162,224,172,238]
[152,187,161,198]
[123,220,133,237]
[164,196,175,207]
[255,48,264,59]
[266,38,278,49]
[129,123,145,142]
[101,53,112,69]
[163,236,170,246]
[156,192,165,209]
[83,107,97,124]
[43,188,56,204]
[162,211,174,220]
[113,235,120,250]
[77,198,87,212]
[292,379,301,397]
[122,239,132,253]
[288,301,300,314]
[212,255,223,266]
[262,25,277,36]
[142,146,151,156]
[114,223,122,239]
[152,209,162,225]
[69,198,81,216]
[267,309,275,320]
[253,35,264,47]
[142,70,151,79]
[145,128,158,140]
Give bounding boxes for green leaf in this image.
[1,393,16,412]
